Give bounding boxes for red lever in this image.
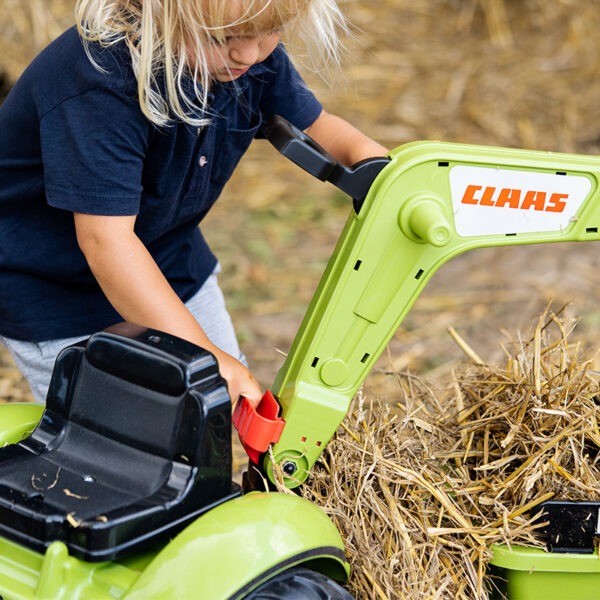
[232,390,286,464]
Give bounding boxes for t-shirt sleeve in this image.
[258,45,323,131]
[40,88,150,215]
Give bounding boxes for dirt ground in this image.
[1,0,600,410]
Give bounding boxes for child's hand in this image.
[213,349,262,408]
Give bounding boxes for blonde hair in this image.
[75,0,346,127]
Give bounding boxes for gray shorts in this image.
[0,266,244,404]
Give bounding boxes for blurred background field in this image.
[1,0,600,402]
[2,2,600,597]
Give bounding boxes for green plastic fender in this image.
[0,403,44,446]
[124,492,350,600]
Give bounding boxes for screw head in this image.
[282,461,297,476]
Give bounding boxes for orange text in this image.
[461,185,568,213]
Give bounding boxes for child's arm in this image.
[304,110,389,167]
[74,212,262,407]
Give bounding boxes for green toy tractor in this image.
[2,117,600,600]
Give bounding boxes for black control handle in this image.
[262,115,390,213]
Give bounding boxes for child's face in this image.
[196,0,289,81]
[204,28,282,81]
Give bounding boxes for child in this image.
[0,0,388,406]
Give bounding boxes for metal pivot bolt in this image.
[282,461,297,476]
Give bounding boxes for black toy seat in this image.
[0,323,240,561]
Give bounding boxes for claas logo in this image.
[461,185,568,213]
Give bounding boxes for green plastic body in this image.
[0,402,44,446]
[269,141,600,486]
[489,544,600,600]
[0,406,348,600]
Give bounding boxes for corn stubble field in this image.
[2,1,600,598]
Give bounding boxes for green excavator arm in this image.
[257,117,600,486]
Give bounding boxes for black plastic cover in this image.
[262,115,390,212]
[537,500,600,553]
[0,323,240,561]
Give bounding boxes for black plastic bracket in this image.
[537,500,600,553]
[262,115,390,213]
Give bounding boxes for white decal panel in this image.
[449,165,591,237]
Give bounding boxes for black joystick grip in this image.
[262,115,390,212]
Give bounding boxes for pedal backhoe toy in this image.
[1,117,600,600]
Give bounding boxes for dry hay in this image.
[287,308,600,599]
[0,0,73,88]
[321,0,600,156]
[0,361,35,404]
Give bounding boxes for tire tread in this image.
[243,567,354,600]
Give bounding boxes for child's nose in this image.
[229,38,260,66]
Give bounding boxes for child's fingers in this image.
[239,373,262,408]
[215,351,262,407]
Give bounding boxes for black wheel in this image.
[243,567,355,599]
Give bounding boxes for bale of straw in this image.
[294,309,600,599]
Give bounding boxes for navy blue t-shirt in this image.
[0,27,322,341]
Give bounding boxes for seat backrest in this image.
[45,322,225,459]
[0,323,237,563]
